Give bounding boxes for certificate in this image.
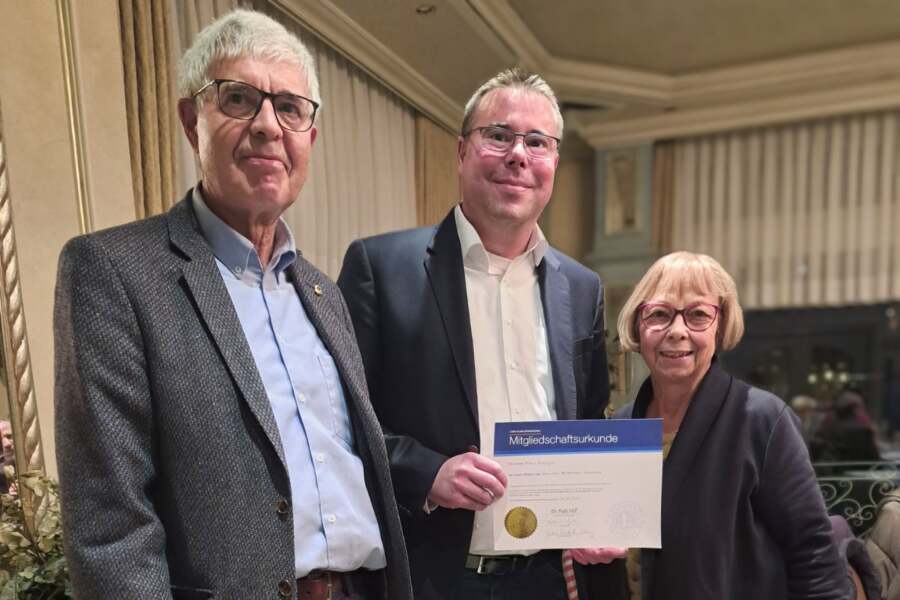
[491,419,662,550]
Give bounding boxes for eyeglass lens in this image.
[478,126,557,158]
[217,80,316,132]
[641,303,718,331]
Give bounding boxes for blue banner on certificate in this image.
[491,419,662,550]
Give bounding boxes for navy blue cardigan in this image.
[615,361,849,600]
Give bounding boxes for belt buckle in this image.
[475,555,519,575]
[475,556,489,575]
[304,570,334,600]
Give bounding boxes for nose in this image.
[249,97,282,139]
[666,313,689,338]
[505,136,528,167]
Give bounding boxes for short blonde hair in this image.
[460,67,563,140]
[616,251,744,352]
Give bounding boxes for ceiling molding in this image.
[273,0,900,146]
[464,0,550,70]
[675,39,900,106]
[445,0,517,66]
[467,0,672,107]
[579,78,900,149]
[465,1,900,129]
[272,0,462,132]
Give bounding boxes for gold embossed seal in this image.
[504,506,538,539]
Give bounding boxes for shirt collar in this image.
[453,204,548,273]
[192,186,297,280]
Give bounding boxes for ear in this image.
[177,98,200,152]
[309,126,318,146]
[457,136,467,172]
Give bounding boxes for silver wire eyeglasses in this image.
[638,302,720,332]
[465,126,560,160]
[193,79,319,132]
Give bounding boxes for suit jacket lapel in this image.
[539,250,577,421]
[167,197,287,469]
[424,212,478,425]
[286,258,367,411]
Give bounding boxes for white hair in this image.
[177,9,320,105]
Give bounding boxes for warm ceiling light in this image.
[416,4,436,15]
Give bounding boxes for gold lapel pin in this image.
[313,284,323,296]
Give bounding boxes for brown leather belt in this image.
[297,569,377,600]
[297,570,343,600]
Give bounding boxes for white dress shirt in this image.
[453,205,555,555]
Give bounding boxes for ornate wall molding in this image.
[0,100,45,532]
[56,0,93,234]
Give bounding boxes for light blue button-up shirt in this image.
[192,189,386,578]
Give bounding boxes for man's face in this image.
[0,422,13,464]
[457,88,560,230]
[178,56,317,227]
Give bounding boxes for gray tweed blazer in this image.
[54,194,412,600]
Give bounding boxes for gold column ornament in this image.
[0,100,45,535]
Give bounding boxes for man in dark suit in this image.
[54,10,412,600]
[338,68,624,600]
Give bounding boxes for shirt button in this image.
[327,514,337,524]
[316,453,325,463]
[298,393,307,403]
[232,266,243,275]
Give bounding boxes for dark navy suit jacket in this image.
[338,210,612,599]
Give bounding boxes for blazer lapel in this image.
[167,197,287,468]
[424,212,478,425]
[286,258,367,408]
[539,250,577,421]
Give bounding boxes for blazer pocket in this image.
[573,336,593,357]
[171,586,214,600]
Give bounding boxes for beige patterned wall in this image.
[0,0,136,477]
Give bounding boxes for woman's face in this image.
[638,289,720,389]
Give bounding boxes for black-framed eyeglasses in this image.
[193,79,319,133]
[464,126,560,160]
[638,302,720,332]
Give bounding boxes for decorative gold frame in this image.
[0,100,45,532]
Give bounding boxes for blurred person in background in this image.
[791,394,825,444]
[812,388,881,462]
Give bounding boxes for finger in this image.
[471,455,508,486]
[570,547,627,565]
[569,549,589,565]
[466,469,505,499]
[458,480,496,508]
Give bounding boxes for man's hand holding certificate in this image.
[490,419,663,551]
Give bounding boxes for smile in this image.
[241,155,286,170]
[660,351,693,358]
[494,180,530,189]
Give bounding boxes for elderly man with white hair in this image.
[54,9,411,600]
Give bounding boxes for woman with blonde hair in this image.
[614,251,848,600]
